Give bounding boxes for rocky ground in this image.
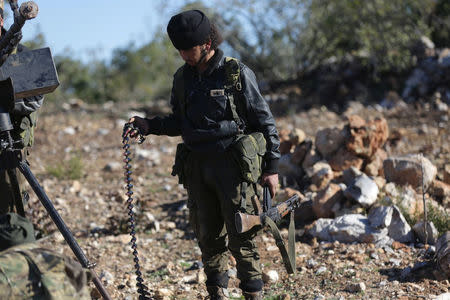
[25,98,449,300]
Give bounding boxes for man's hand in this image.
[125,116,150,138]
[261,173,279,198]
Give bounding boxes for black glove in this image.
[124,116,150,138]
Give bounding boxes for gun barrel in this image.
[278,194,300,217]
[0,2,38,51]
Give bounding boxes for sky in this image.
[6,1,181,63]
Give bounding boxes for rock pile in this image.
[275,114,449,249]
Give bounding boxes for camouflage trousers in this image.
[0,168,26,216]
[184,151,262,282]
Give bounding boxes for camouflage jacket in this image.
[0,243,91,299]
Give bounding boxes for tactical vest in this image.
[173,56,245,128]
[172,57,266,184]
[11,112,37,148]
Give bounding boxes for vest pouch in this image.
[171,143,190,187]
[231,132,266,183]
[11,112,37,148]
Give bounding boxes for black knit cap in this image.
[167,9,211,50]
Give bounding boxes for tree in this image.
[430,0,450,48]
[22,25,46,50]
[109,31,182,102]
[300,0,434,75]
[167,0,436,81]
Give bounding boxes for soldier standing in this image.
[0,0,44,216]
[128,9,280,300]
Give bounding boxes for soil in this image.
[26,100,449,300]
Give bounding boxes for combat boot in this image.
[242,290,263,300]
[206,285,229,300]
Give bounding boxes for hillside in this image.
[26,99,449,300]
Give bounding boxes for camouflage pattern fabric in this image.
[0,243,91,299]
[0,213,35,250]
[0,169,26,215]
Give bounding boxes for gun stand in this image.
[0,109,112,300]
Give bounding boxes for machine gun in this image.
[0,1,112,299]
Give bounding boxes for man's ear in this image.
[206,40,212,51]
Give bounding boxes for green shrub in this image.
[426,203,450,235]
[46,154,84,180]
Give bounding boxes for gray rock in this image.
[262,270,279,283]
[345,282,366,293]
[278,153,303,178]
[383,154,437,190]
[63,126,76,135]
[103,161,122,172]
[433,293,450,300]
[315,127,345,158]
[388,206,414,243]
[96,128,110,135]
[327,214,379,243]
[389,258,402,267]
[308,219,334,241]
[368,206,394,228]
[369,205,414,243]
[378,280,388,287]
[342,167,364,186]
[306,160,334,188]
[384,182,400,198]
[307,258,319,268]
[100,270,115,284]
[344,174,379,207]
[413,221,439,244]
[136,148,161,165]
[310,214,387,244]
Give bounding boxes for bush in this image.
[46,154,84,180]
[426,203,450,235]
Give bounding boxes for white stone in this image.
[413,221,439,244]
[344,174,379,207]
[369,206,395,230]
[262,270,279,283]
[388,206,414,243]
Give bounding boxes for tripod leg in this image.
[6,168,25,217]
[17,160,112,300]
